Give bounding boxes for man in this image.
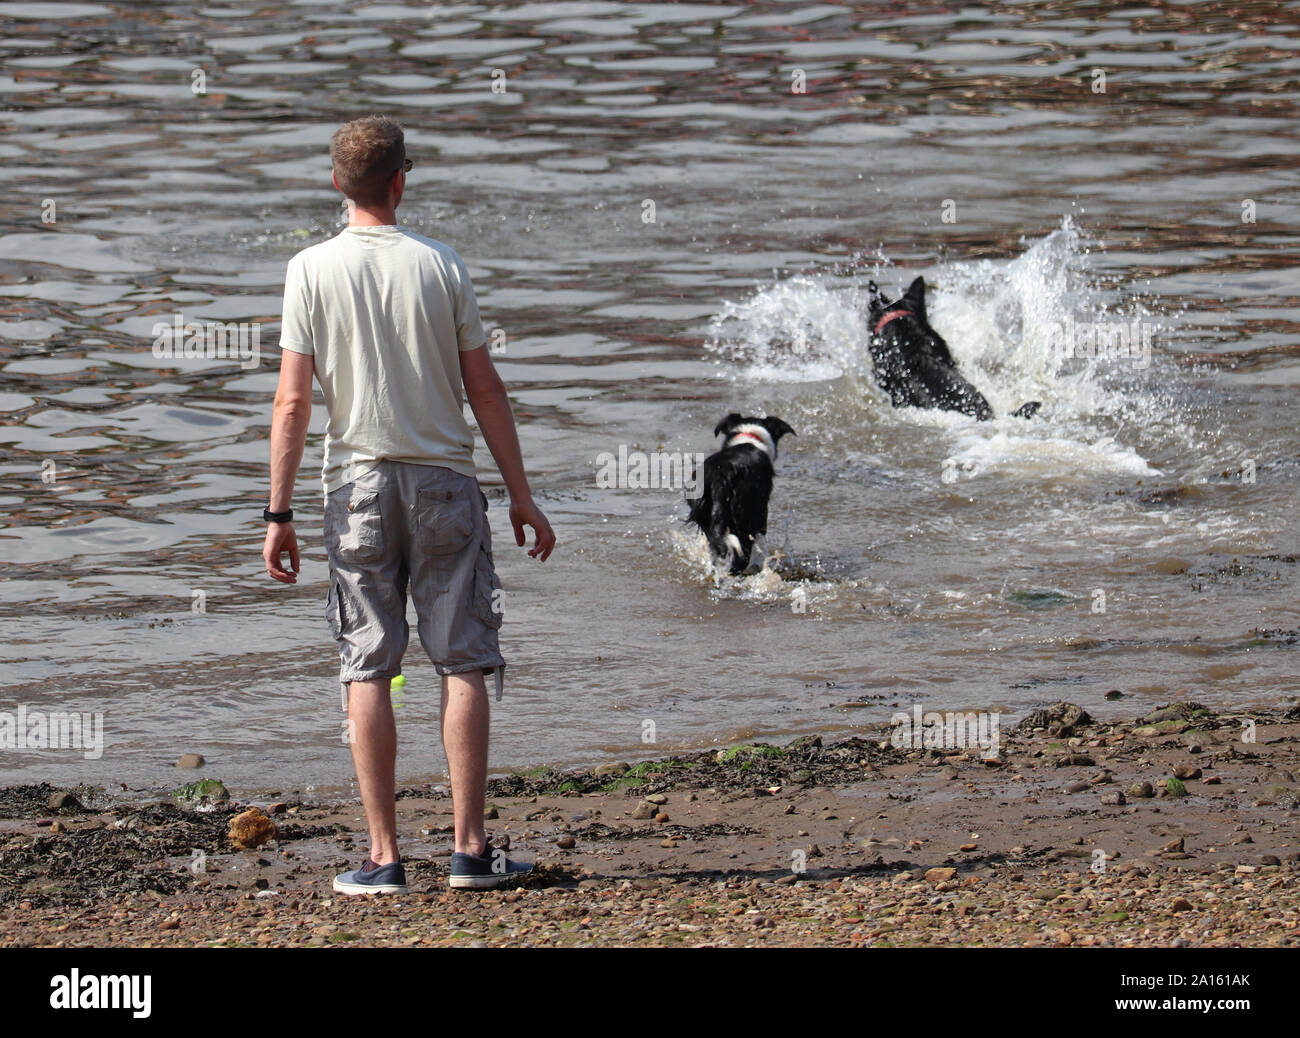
[263,115,555,894]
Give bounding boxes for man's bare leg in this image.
[347,678,400,866]
[441,670,489,856]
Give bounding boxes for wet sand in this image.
[2,701,1298,947]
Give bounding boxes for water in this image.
[1,1,1297,792]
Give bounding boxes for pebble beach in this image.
[3,701,1297,948]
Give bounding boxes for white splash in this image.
[704,216,1179,479]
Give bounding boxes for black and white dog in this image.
[867,276,1039,420]
[687,413,795,575]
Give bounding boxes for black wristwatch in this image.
[263,507,294,523]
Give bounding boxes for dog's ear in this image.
[713,412,744,437]
[904,276,927,319]
[866,279,887,317]
[761,416,795,442]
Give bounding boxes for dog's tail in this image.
[1010,401,1041,419]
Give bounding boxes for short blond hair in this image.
[331,115,405,206]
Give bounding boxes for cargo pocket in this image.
[417,487,476,556]
[337,488,384,563]
[325,580,345,641]
[472,545,504,629]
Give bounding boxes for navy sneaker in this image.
[449,840,533,890]
[333,859,407,895]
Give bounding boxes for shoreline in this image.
[2,700,1298,947]
[6,686,1292,798]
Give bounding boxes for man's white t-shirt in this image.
[278,224,487,493]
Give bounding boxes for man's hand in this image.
[265,349,312,584]
[463,346,555,561]
[264,522,301,583]
[510,498,555,561]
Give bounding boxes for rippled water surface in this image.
[1,0,1298,791]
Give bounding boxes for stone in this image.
[228,808,278,850]
[654,812,670,823]
[556,836,576,849]
[1100,791,1126,806]
[1143,703,1207,724]
[1173,764,1202,781]
[1015,702,1091,734]
[177,754,205,769]
[786,735,822,752]
[592,762,629,778]
[645,793,668,805]
[173,779,229,806]
[925,868,956,884]
[1170,898,1193,912]
[631,801,657,820]
[47,791,83,813]
[1127,781,1154,798]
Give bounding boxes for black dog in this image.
[687,413,795,574]
[866,276,1039,420]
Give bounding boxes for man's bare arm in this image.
[460,344,555,561]
[264,348,315,583]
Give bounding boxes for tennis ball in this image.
[392,674,406,688]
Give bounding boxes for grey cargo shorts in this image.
[323,460,505,690]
